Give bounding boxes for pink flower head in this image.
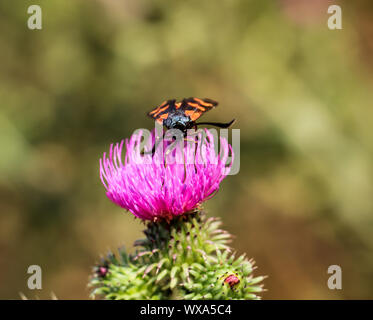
[99,129,233,221]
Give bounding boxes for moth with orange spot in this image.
[147,97,235,134]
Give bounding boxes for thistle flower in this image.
[93,126,265,301]
[100,129,233,221]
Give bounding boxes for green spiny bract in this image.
[180,250,265,300]
[90,250,166,300]
[89,210,265,300]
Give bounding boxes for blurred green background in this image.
[1,0,372,299]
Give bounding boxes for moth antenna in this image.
[196,119,236,129]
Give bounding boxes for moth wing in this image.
[182,97,218,121]
[147,100,172,124]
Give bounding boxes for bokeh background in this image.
[1,0,372,299]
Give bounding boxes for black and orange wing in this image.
[147,99,175,124]
[182,97,218,122]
